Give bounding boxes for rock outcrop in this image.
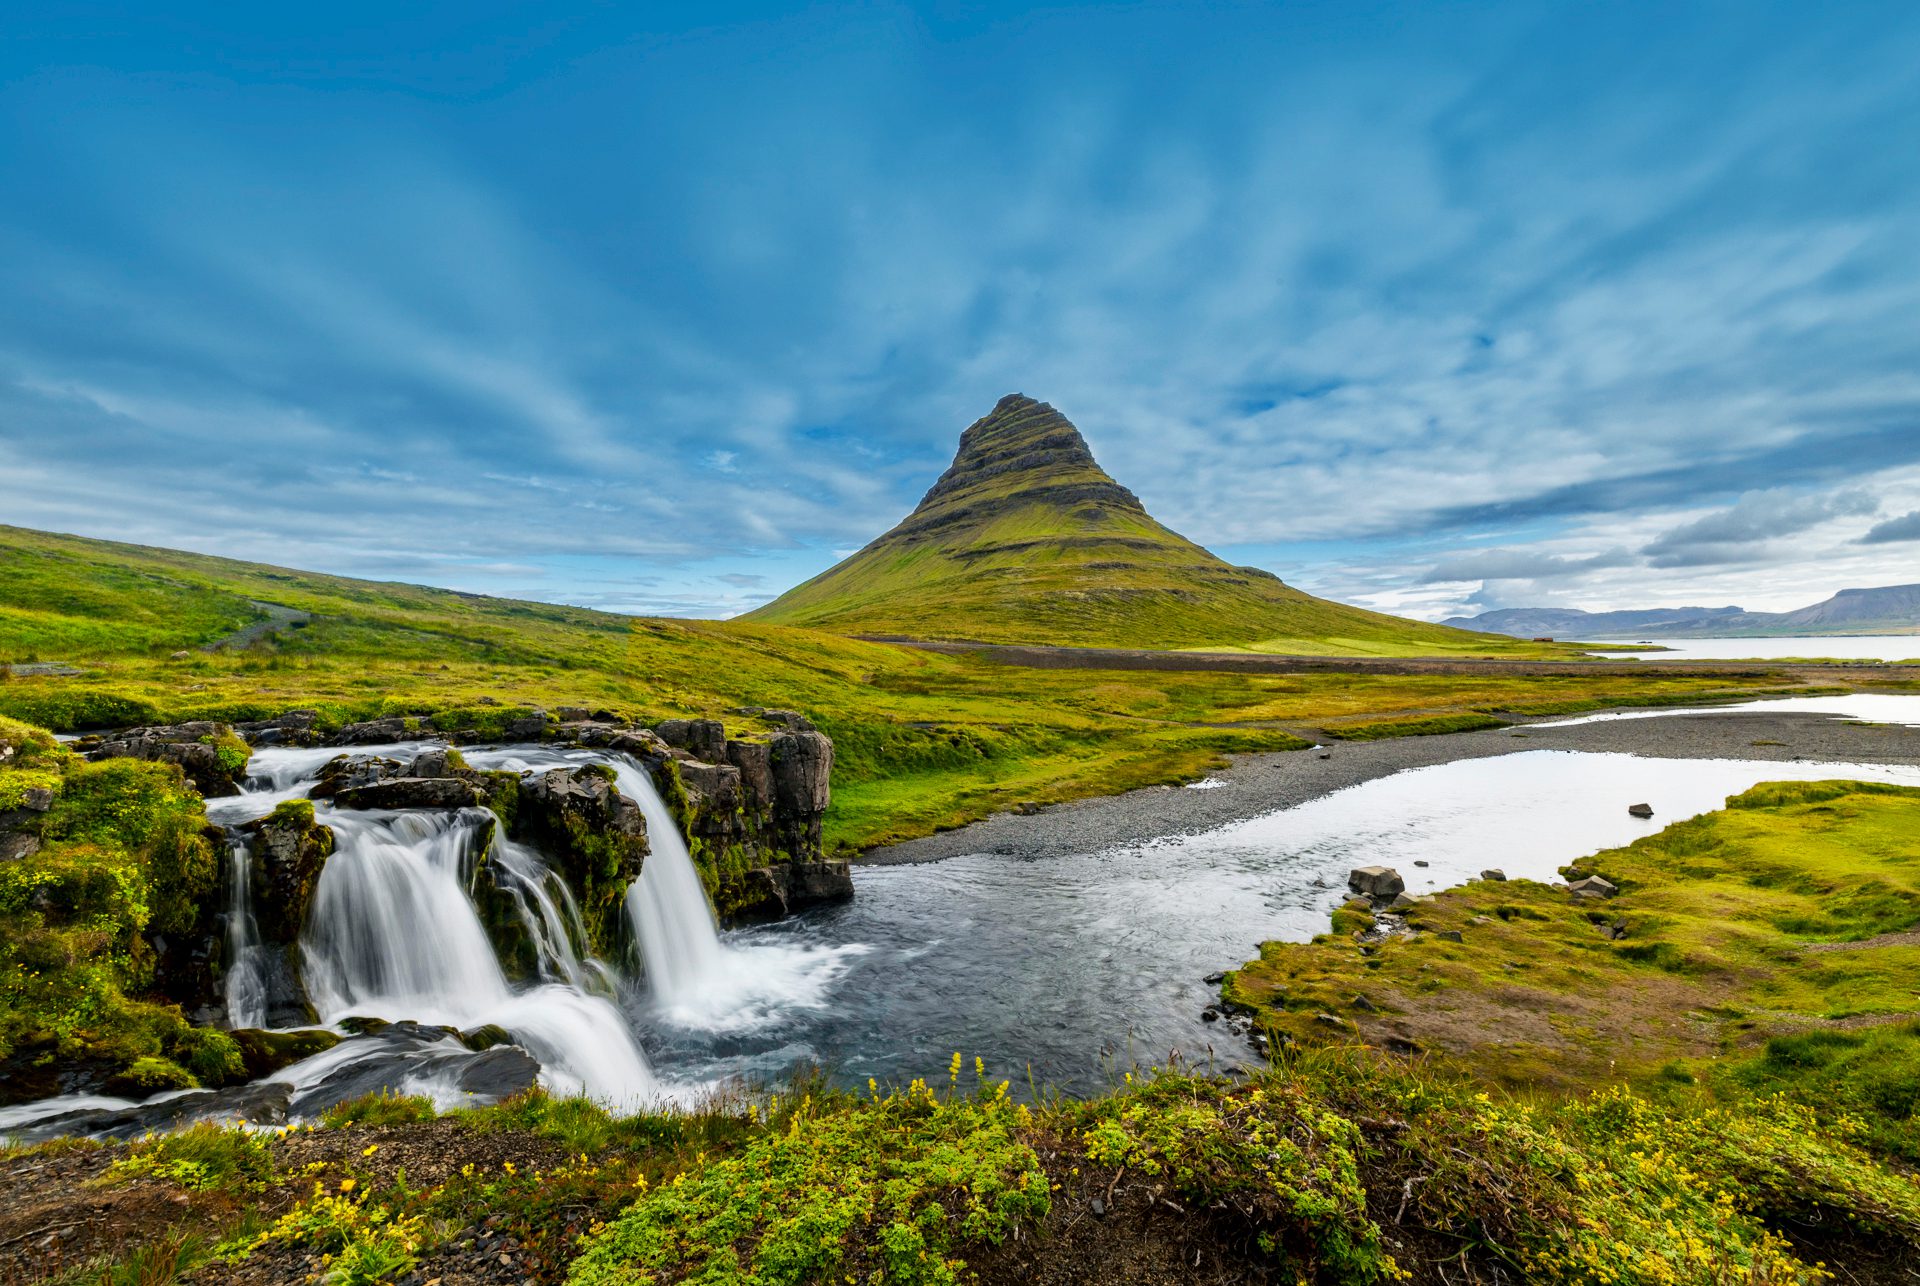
[90,721,252,797]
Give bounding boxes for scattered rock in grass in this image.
[1347,865,1405,899]
[1481,868,1507,881]
[1568,875,1619,900]
[1437,929,1464,943]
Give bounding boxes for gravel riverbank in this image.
[862,704,1920,864]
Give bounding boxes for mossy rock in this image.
[230,1027,342,1079]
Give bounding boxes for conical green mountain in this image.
[748,394,1521,654]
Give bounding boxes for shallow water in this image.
[1589,635,1920,661]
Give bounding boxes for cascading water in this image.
[222,837,269,1030]
[486,821,617,995]
[606,761,727,1005]
[299,805,656,1106]
[461,746,867,1032]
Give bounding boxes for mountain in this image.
[1444,583,1920,639]
[1439,606,1748,639]
[747,394,1536,654]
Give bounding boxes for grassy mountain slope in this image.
[747,394,1547,655]
[0,524,1799,848]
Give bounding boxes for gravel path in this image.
[862,705,1920,864]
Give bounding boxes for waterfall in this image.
[299,806,655,1106]
[486,821,618,996]
[222,837,269,1030]
[599,758,727,1005]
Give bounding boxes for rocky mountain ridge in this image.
[1445,581,1920,638]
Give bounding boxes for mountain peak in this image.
[911,394,1143,522]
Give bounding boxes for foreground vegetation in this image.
[0,525,1821,850]
[0,714,243,1097]
[8,1045,1917,1285]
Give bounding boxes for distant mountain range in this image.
[1443,583,1920,639]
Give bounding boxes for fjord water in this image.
[1593,635,1920,661]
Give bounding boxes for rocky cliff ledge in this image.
[73,704,849,929]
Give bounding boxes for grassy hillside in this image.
[0,523,1802,849]
[1227,779,1920,1138]
[747,395,1552,656]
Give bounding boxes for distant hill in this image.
[1444,583,1920,639]
[747,394,1544,655]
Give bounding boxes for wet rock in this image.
[230,1027,342,1079]
[1347,865,1405,899]
[1568,875,1619,900]
[408,747,463,779]
[656,718,727,763]
[728,860,855,922]
[333,777,485,810]
[1203,970,1227,985]
[4,1081,294,1143]
[460,1024,513,1051]
[286,1023,538,1116]
[1628,802,1655,818]
[308,754,407,799]
[1413,859,1429,867]
[1200,1007,1220,1022]
[235,709,324,747]
[242,800,336,942]
[91,721,251,797]
[333,716,423,745]
[510,765,649,953]
[1480,868,1507,881]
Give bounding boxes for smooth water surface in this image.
[1534,693,1920,728]
[1590,635,1920,661]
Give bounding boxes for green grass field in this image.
[0,523,1824,849]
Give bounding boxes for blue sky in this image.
[4,2,1919,621]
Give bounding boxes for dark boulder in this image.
[308,753,407,799]
[769,731,832,857]
[332,716,424,745]
[728,859,855,922]
[1347,865,1405,900]
[1628,802,1655,819]
[241,800,336,942]
[230,1027,342,1079]
[333,777,486,810]
[235,709,325,747]
[504,708,554,740]
[510,765,649,954]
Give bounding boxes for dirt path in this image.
[860,635,1912,682]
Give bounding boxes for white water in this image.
[222,838,269,1029]
[463,746,867,1034]
[299,806,656,1107]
